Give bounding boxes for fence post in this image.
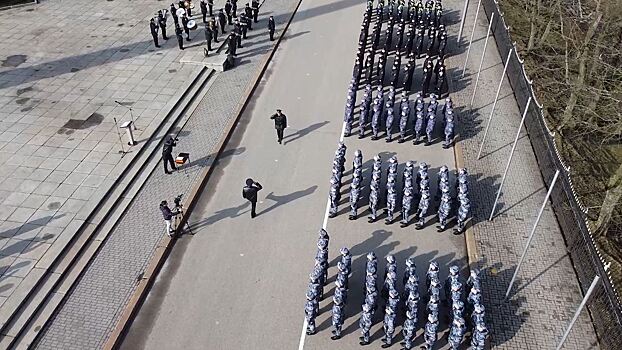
[462,0,482,77]
[489,96,531,221]
[505,169,560,298]
[556,274,601,350]
[477,47,513,160]
[457,0,470,45]
[469,12,495,109]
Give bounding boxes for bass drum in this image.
[187,19,197,30]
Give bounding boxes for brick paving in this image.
[0,0,201,314]
[443,0,600,348]
[32,0,300,347]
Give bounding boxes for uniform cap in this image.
[428,313,438,323]
[367,251,376,260]
[389,289,399,297]
[429,261,439,271]
[362,303,372,312]
[386,255,396,264]
[340,247,350,256]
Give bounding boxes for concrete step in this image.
[0,67,217,350]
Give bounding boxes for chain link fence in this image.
[476,0,622,347]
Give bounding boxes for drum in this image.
[187,19,197,30]
[176,8,186,17]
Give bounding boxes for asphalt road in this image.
[121,0,467,348]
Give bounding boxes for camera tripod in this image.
[175,201,194,235]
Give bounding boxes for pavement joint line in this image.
[101,0,308,346]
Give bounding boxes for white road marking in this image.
[298,119,346,349]
[240,253,244,257]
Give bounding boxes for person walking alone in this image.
[268,15,275,41]
[242,178,263,218]
[270,109,287,144]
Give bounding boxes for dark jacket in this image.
[268,18,275,31]
[270,113,287,129]
[163,137,177,155]
[160,205,174,220]
[243,183,262,202]
[200,1,207,14]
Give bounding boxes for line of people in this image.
[342,0,455,148]
[304,229,489,349]
[328,145,470,235]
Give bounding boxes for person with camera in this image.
[242,178,262,218]
[162,135,178,174]
[160,200,179,237]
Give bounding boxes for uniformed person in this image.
[331,299,345,340]
[251,0,259,22]
[421,57,434,95]
[400,186,413,227]
[443,109,454,148]
[304,291,318,335]
[423,312,439,349]
[471,322,489,350]
[448,316,466,350]
[244,3,253,29]
[425,108,436,145]
[181,14,191,41]
[225,0,233,24]
[232,0,238,16]
[204,23,213,52]
[226,32,237,55]
[382,306,396,348]
[455,195,470,235]
[359,303,373,345]
[268,15,276,40]
[349,177,361,220]
[402,310,417,349]
[368,173,380,222]
[413,110,425,144]
[150,18,160,48]
[403,257,417,285]
[415,190,429,230]
[158,11,168,40]
[269,109,287,144]
[200,0,208,22]
[437,191,451,231]
[385,107,394,142]
[371,97,382,140]
[175,24,185,49]
[398,93,410,143]
[218,9,227,33]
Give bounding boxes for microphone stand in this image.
[114,100,138,130]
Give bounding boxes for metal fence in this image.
[476,0,622,347]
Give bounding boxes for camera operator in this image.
[242,178,262,218]
[160,200,179,237]
[163,135,179,174]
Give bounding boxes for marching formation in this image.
[328,145,470,235]
[342,0,456,149]
[304,230,489,349]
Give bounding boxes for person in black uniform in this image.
[162,136,178,174]
[171,3,179,27]
[270,109,287,144]
[158,11,168,40]
[208,0,214,15]
[251,0,259,22]
[150,18,160,48]
[181,14,191,41]
[175,24,185,49]
[242,178,263,218]
[210,19,219,42]
[204,23,213,52]
[268,16,275,41]
[218,8,227,32]
[226,32,238,56]
[225,0,233,24]
[233,21,243,48]
[200,0,208,22]
[244,3,253,29]
[232,0,238,17]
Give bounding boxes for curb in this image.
[452,140,479,269]
[102,0,306,347]
[446,48,479,271]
